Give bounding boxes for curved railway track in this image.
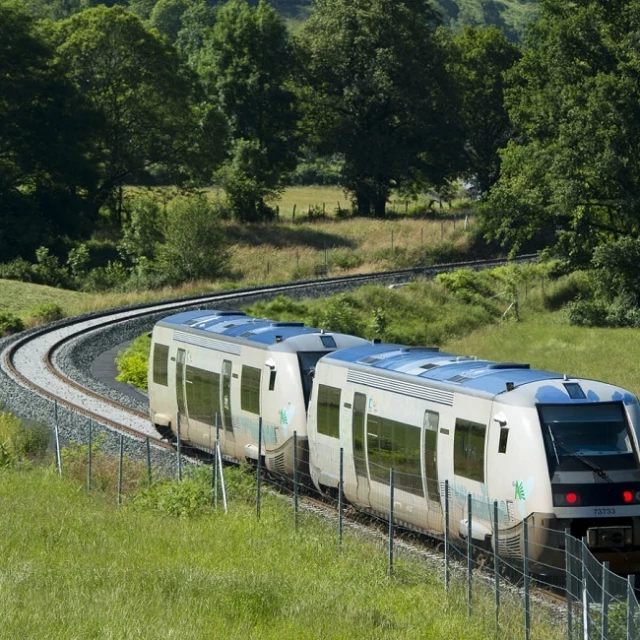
[2,256,533,447]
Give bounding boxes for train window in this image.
[152,344,169,386]
[498,428,509,454]
[298,352,330,410]
[454,419,486,482]
[185,366,221,425]
[268,370,276,391]
[317,384,341,438]
[367,415,423,497]
[241,365,261,415]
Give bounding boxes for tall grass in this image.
[0,464,562,640]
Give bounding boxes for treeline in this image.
[1,0,519,263]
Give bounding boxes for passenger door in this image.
[352,392,370,507]
[423,410,441,527]
[175,348,190,440]
[221,359,234,441]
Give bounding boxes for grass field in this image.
[0,465,561,640]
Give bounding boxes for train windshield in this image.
[539,403,637,475]
[297,351,330,410]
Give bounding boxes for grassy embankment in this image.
[0,461,561,640]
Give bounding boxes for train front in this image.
[498,376,640,573]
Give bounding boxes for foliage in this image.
[0,412,49,467]
[156,194,230,283]
[118,196,165,267]
[32,246,69,288]
[28,302,65,324]
[591,236,640,307]
[0,0,98,260]
[115,333,151,390]
[132,466,213,517]
[297,0,465,217]
[51,6,213,223]
[448,26,521,195]
[307,294,365,336]
[199,0,299,221]
[82,261,129,292]
[0,312,25,336]
[0,258,36,283]
[483,0,640,264]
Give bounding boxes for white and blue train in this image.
[149,309,640,573]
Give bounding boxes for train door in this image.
[175,348,190,440]
[352,392,370,507]
[423,409,441,529]
[221,359,234,441]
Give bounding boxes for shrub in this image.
[307,294,364,335]
[0,257,35,282]
[0,412,49,467]
[82,261,129,292]
[541,271,592,311]
[0,312,25,336]
[32,246,69,287]
[591,236,640,305]
[566,299,610,327]
[156,195,230,283]
[330,249,363,271]
[115,333,151,391]
[132,466,213,517]
[28,302,65,324]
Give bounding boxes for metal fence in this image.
[51,414,640,640]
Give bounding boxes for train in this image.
[148,309,640,573]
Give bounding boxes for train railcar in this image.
[148,310,368,475]
[307,343,640,573]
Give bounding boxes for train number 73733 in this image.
[593,508,617,516]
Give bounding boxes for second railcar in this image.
[307,342,640,572]
[148,309,368,475]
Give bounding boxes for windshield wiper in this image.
[553,437,613,483]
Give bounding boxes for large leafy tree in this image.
[198,0,299,221]
[298,0,464,217]
[449,26,521,195]
[0,0,97,259]
[51,6,224,224]
[483,0,640,263]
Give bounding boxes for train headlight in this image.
[555,491,581,506]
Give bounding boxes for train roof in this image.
[157,309,343,346]
[322,342,594,398]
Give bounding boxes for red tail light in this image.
[566,492,578,505]
[623,490,634,504]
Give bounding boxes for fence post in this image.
[176,412,182,482]
[117,433,124,506]
[601,561,610,640]
[338,447,344,553]
[444,479,450,593]
[493,500,500,631]
[146,436,152,485]
[628,574,637,640]
[293,431,298,532]
[87,421,92,491]
[524,517,530,640]
[467,493,473,617]
[388,468,395,576]
[257,416,262,521]
[582,538,590,640]
[565,529,573,640]
[54,400,62,476]
[214,413,219,508]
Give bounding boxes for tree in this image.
[157,195,230,282]
[449,26,521,195]
[150,0,189,41]
[0,0,98,259]
[198,0,299,221]
[298,0,465,217]
[483,0,640,264]
[51,6,224,224]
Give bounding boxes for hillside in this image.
[270,0,538,41]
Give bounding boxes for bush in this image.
[541,271,592,311]
[32,246,69,287]
[156,195,230,283]
[28,302,65,324]
[307,294,365,335]
[82,261,129,292]
[115,333,151,390]
[132,466,213,517]
[592,236,640,305]
[0,257,35,282]
[566,299,610,327]
[0,412,49,467]
[0,312,25,336]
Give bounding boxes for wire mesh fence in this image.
[50,410,640,640]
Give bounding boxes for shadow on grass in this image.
[225,223,356,249]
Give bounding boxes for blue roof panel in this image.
[324,343,565,396]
